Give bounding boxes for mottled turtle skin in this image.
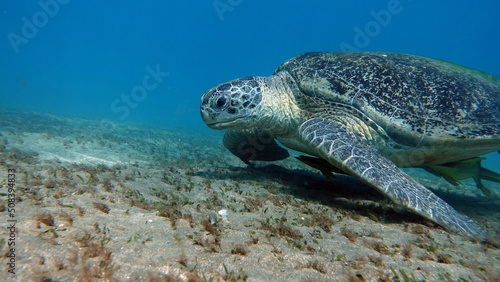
[200,52,500,238]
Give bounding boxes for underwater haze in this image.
[2,0,499,166]
[1,1,499,127]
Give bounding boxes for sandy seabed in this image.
[0,109,499,281]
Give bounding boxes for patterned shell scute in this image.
[275,52,500,140]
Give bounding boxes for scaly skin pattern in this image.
[299,118,486,238]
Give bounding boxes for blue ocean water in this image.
[0,0,499,168]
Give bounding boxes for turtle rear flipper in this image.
[299,118,485,238]
[223,129,289,164]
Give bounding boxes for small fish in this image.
[295,155,347,179]
[424,157,500,195]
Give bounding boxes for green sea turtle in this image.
[200,52,500,238]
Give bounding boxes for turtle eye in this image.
[212,93,229,109]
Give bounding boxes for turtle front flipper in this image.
[223,129,289,164]
[299,118,485,238]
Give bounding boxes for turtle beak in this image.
[200,108,210,123]
[200,106,221,129]
[200,107,215,127]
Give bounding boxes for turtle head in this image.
[201,77,263,129]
